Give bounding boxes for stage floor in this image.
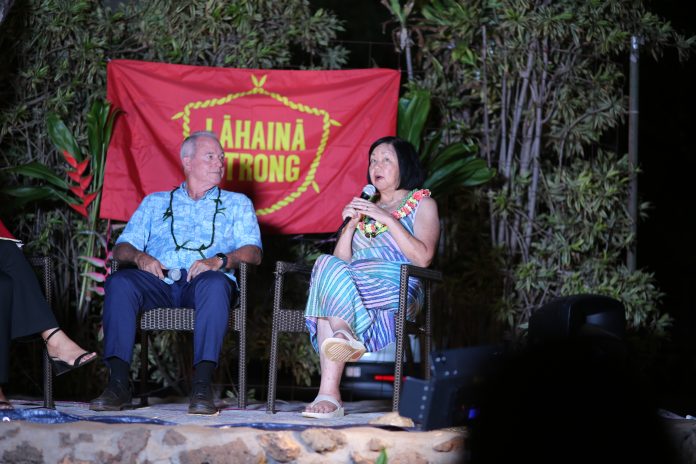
[0,397,466,463]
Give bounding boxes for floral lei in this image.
[357,188,431,238]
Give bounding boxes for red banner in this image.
[102,59,400,234]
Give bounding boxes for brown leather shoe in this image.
[90,380,132,411]
[188,381,217,415]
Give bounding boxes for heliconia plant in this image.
[5,99,121,318]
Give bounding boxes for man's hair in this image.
[367,136,425,190]
[180,131,220,159]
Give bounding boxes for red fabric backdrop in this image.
[101,59,400,234]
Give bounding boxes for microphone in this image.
[162,268,182,284]
[336,184,376,235]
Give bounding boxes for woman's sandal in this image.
[301,394,345,419]
[320,329,366,363]
[44,328,97,376]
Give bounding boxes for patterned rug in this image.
[1,397,402,430]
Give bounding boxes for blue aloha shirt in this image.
[116,182,262,286]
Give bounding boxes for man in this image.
[90,131,262,415]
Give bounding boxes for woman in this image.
[303,136,440,418]
[0,222,97,410]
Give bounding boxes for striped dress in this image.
[304,189,429,353]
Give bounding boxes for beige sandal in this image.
[320,329,366,362]
[302,394,345,419]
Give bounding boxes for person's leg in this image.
[102,269,173,365]
[91,268,173,411]
[0,242,96,373]
[181,270,233,366]
[305,317,346,414]
[180,270,233,415]
[0,271,12,387]
[0,242,57,338]
[41,328,97,369]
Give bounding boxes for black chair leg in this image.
[43,349,54,409]
[266,327,280,414]
[139,331,149,407]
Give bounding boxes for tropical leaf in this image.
[5,162,69,190]
[47,113,83,162]
[1,185,77,206]
[397,88,494,197]
[397,89,431,150]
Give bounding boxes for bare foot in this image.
[42,329,97,366]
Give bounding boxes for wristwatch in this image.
[215,252,228,271]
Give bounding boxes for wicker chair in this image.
[111,260,250,408]
[27,256,55,409]
[265,260,442,413]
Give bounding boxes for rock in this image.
[1,441,43,464]
[389,451,428,464]
[300,428,347,453]
[368,412,415,428]
[258,431,302,462]
[179,438,262,464]
[351,450,379,464]
[368,437,389,452]
[118,428,150,461]
[433,436,464,452]
[163,429,187,446]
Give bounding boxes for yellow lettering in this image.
[220,115,233,149]
[205,118,214,132]
[269,155,284,182]
[251,121,265,151]
[238,153,253,181]
[291,119,306,151]
[266,122,275,151]
[275,122,290,151]
[225,152,238,180]
[286,155,300,182]
[253,154,269,182]
[235,120,251,150]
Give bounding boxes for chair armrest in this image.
[274,260,313,277]
[400,264,443,282]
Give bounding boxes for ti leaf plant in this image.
[397,89,495,196]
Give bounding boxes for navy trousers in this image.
[102,268,235,366]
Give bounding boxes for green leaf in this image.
[397,89,431,151]
[0,185,76,206]
[5,162,69,190]
[47,113,83,161]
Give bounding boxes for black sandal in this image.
[44,328,98,376]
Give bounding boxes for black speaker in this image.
[528,294,626,345]
[398,345,501,430]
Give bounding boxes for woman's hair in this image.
[367,136,425,190]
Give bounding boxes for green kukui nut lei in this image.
[162,186,225,259]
